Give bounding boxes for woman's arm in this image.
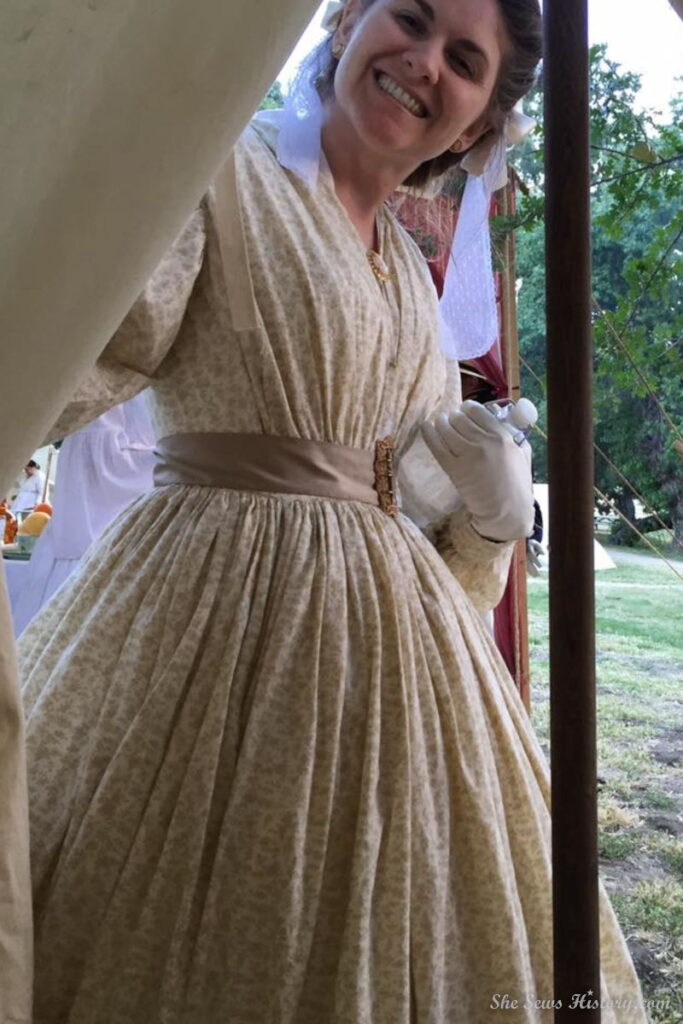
[426,505,515,614]
[398,356,529,612]
[47,204,206,443]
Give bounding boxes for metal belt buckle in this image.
[373,436,398,517]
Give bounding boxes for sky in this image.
[280,0,683,114]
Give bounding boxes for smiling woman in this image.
[316,0,542,191]
[323,0,503,216]
[18,0,647,1021]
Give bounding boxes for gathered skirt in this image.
[20,485,645,1023]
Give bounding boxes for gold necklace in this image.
[366,248,391,284]
[367,211,401,370]
[366,209,392,284]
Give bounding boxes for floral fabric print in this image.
[20,119,646,1023]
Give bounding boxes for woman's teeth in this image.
[376,73,426,118]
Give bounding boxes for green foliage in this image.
[599,829,639,861]
[661,840,683,880]
[642,789,678,812]
[514,47,683,547]
[612,880,683,948]
[259,81,284,110]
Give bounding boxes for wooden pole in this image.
[544,1,601,1018]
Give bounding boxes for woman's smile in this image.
[324,0,506,182]
[373,70,429,118]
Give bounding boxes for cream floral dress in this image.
[19,117,646,1024]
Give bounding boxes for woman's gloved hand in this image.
[421,399,536,542]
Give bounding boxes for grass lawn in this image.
[527,550,683,1022]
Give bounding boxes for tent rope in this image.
[620,218,683,333]
[519,354,677,542]
[591,483,683,585]
[592,440,675,541]
[592,298,683,445]
[530,421,683,584]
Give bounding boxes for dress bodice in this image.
[147,118,448,454]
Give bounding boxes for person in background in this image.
[10,460,46,514]
[11,393,155,636]
[526,498,545,576]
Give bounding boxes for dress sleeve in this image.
[47,204,206,442]
[398,357,514,613]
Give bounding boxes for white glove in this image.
[421,399,535,542]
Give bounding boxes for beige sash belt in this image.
[153,433,399,514]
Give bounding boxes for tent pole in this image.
[544,1,601,1018]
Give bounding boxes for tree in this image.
[259,81,284,111]
[513,48,683,548]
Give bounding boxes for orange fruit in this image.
[17,511,51,536]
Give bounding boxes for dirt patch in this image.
[651,727,683,769]
[652,747,682,768]
[646,813,683,837]
[601,854,671,891]
[664,776,683,797]
[627,938,662,985]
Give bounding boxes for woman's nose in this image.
[400,45,440,84]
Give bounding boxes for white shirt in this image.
[11,393,155,635]
[11,471,45,512]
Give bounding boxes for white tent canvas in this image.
[534,483,617,572]
[1,0,320,1013]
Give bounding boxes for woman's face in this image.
[331,0,506,169]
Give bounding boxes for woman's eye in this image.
[449,53,475,78]
[396,12,425,35]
